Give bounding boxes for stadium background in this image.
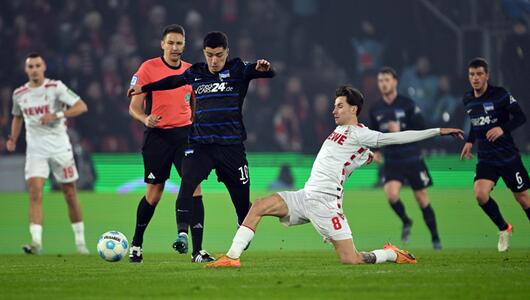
[0,0,529,243]
[0,2,529,299]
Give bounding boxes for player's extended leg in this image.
[130,182,165,257]
[413,189,441,250]
[61,182,88,254]
[474,179,511,251]
[513,190,530,220]
[207,193,288,268]
[384,180,413,243]
[330,239,416,265]
[24,177,46,254]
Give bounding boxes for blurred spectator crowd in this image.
[1,0,529,154]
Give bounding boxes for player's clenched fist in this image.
[255,59,271,72]
[6,136,16,152]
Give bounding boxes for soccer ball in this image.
[97,231,129,262]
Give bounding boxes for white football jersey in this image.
[304,124,381,198]
[12,79,80,156]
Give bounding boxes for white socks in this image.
[71,222,86,246]
[226,226,255,259]
[29,223,43,246]
[371,249,398,263]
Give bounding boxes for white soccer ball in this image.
[97,231,129,262]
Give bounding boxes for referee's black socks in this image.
[132,196,156,247]
[480,197,509,231]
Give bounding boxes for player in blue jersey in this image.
[460,57,530,252]
[129,31,275,260]
[369,67,441,250]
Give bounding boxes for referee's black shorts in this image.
[142,126,190,184]
[181,143,250,188]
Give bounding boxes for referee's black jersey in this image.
[142,58,275,145]
[464,85,526,165]
[369,95,425,164]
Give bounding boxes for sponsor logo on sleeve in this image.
[130,75,138,86]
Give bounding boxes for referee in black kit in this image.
[369,67,441,250]
[129,31,275,258]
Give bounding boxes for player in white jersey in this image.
[208,85,463,268]
[6,53,89,255]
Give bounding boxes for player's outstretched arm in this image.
[127,74,188,98]
[374,128,463,148]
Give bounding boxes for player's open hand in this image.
[440,128,464,139]
[255,59,271,72]
[40,113,57,125]
[144,114,161,128]
[486,127,503,142]
[460,142,473,160]
[128,86,142,98]
[6,137,16,152]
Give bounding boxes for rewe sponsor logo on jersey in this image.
[23,105,50,116]
[194,82,234,95]
[327,131,347,145]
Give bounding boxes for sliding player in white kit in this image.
[6,53,89,255]
[208,85,463,267]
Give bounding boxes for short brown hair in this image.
[335,85,364,116]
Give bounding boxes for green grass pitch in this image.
[0,188,529,299]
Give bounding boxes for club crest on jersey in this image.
[395,109,405,119]
[483,102,494,112]
[130,75,138,86]
[185,92,191,103]
[219,70,230,80]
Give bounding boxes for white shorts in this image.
[25,151,79,183]
[277,189,352,242]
